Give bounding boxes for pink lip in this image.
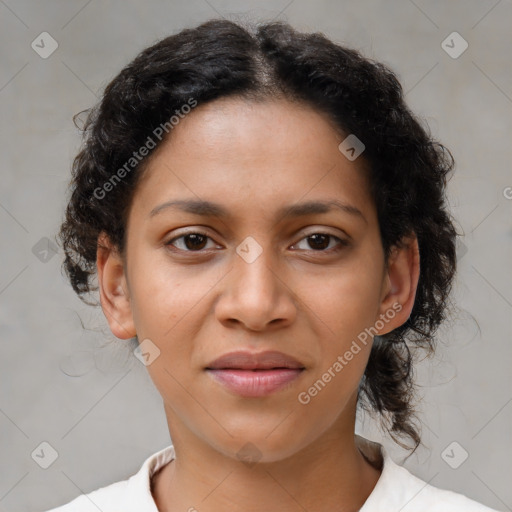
[205,350,305,397]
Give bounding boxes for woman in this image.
[46,18,500,512]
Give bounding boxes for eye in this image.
[292,233,348,252]
[165,231,348,254]
[165,231,219,252]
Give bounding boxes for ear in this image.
[96,232,136,339]
[375,234,420,335]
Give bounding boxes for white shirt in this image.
[43,436,500,511]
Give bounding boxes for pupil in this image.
[182,234,330,251]
[308,234,329,250]
[185,234,207,250]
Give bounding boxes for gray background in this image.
[1,1,511,511]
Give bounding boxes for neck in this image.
[153,416,382,512]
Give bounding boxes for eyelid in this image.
[299,226,351,241]
[165,228,219,249]
[166,224,350,241]
[165,227,350,253]
[290,233,348,252]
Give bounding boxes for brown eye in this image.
[306,234,330,250]
[166,232,214,251]
[293,233,347,252]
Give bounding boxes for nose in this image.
[215,239,297,332]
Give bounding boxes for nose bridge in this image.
[217,234,295,329]
[236,235,278,296]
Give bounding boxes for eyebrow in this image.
[149,198,367,224]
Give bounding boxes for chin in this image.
[207,424,317,465]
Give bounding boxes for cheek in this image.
[302,262,383,341]
[297,249,383,394]
[128,246,211,336]
[296,320,373,430]
[128,249,228,382]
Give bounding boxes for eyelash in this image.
[165,230,349,254]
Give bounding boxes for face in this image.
[97,97,419,463]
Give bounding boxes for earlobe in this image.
[96,232,136,340]
[376,235,420,335]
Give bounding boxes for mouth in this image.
[205,350,305,397]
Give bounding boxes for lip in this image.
[207,350,304,370]
[205,350,305,397]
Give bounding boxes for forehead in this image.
[131,97,374,223]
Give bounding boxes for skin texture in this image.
[96,97,420,512]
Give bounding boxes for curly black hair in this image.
[58,18,458,454]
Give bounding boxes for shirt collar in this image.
[133,436,406,511]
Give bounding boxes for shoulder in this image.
[42,479,130,512]
[41,444,176,512]
[383,458,500,512]
[357,436,501,512]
